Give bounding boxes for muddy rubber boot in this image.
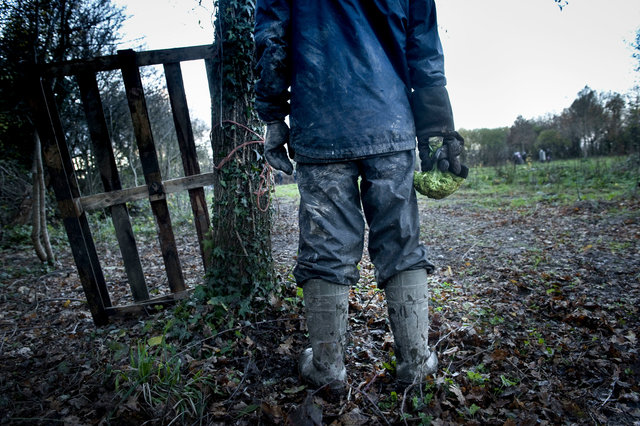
[385,269,438,386]
[299,279,349,391]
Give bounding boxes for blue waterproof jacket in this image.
[255,0,447,162]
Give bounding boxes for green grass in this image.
[112,326,213,424]
[273,183,299,199]
[445,155,639,208]
[272,155,639,209]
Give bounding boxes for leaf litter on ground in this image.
[0,194,638,424]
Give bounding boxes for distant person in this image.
[255,0,462,390]
[539,149,546,163]
[513,151,524,165]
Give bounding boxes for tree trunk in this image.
[31,133,46,261]
[205,0,274,308]
[128,143,139,187]
[31,130,55,264]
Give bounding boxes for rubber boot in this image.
[385,269,438,386]
[299,279,349,391]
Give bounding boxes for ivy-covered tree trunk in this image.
[206,0,274,313]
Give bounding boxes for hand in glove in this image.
[418,132,468,179]
[264,120,294,175]
[436,134,466,177]
[411,86,468,178]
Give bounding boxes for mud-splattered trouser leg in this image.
[293,150,433,287]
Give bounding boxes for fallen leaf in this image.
[339,408,369,426]
[147,335,163,346]
[287,395,322,426]
[449,382,466,406]
[284,385,306,394]
[625,331,636,345]
[276,336,294,355]
[261,401,284,422]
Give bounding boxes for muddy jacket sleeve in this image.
[254,0,291,123]
[407,0,446,90]
[408,0,455,140]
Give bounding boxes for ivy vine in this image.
[197,0,276,321]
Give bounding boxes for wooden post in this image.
[76,71,150,302]
[118,49,186,294]
[27,74,111,325]
[163,62,212,271]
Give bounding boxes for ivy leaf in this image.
[147,335,163,347]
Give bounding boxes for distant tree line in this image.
[463,21,640,167]
[461,86,640,167]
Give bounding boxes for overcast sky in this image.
[113,0,640,130]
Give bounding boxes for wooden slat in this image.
[136,45,215,67]
[39,78,113,311]
[78,172,214,211]
[164,62,212,270]
[27,75,110,325]
[204,57,217,117]
[31,44,219,324]
[80,184,148,211]
[119,49,186,294]
[41,44,216,77]
[76,71,150,302]
[105,291,191,318]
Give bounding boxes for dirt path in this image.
[268,194,640,424]
[1,193,639,424]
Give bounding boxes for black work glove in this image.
[411,86,468,179]
[418,132,469,179]
[264,120,294,175]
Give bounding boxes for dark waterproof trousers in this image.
[293,150,434,288]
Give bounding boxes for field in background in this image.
[459,155,639,206]
[273,155,640,207]
[2,155,636,260]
